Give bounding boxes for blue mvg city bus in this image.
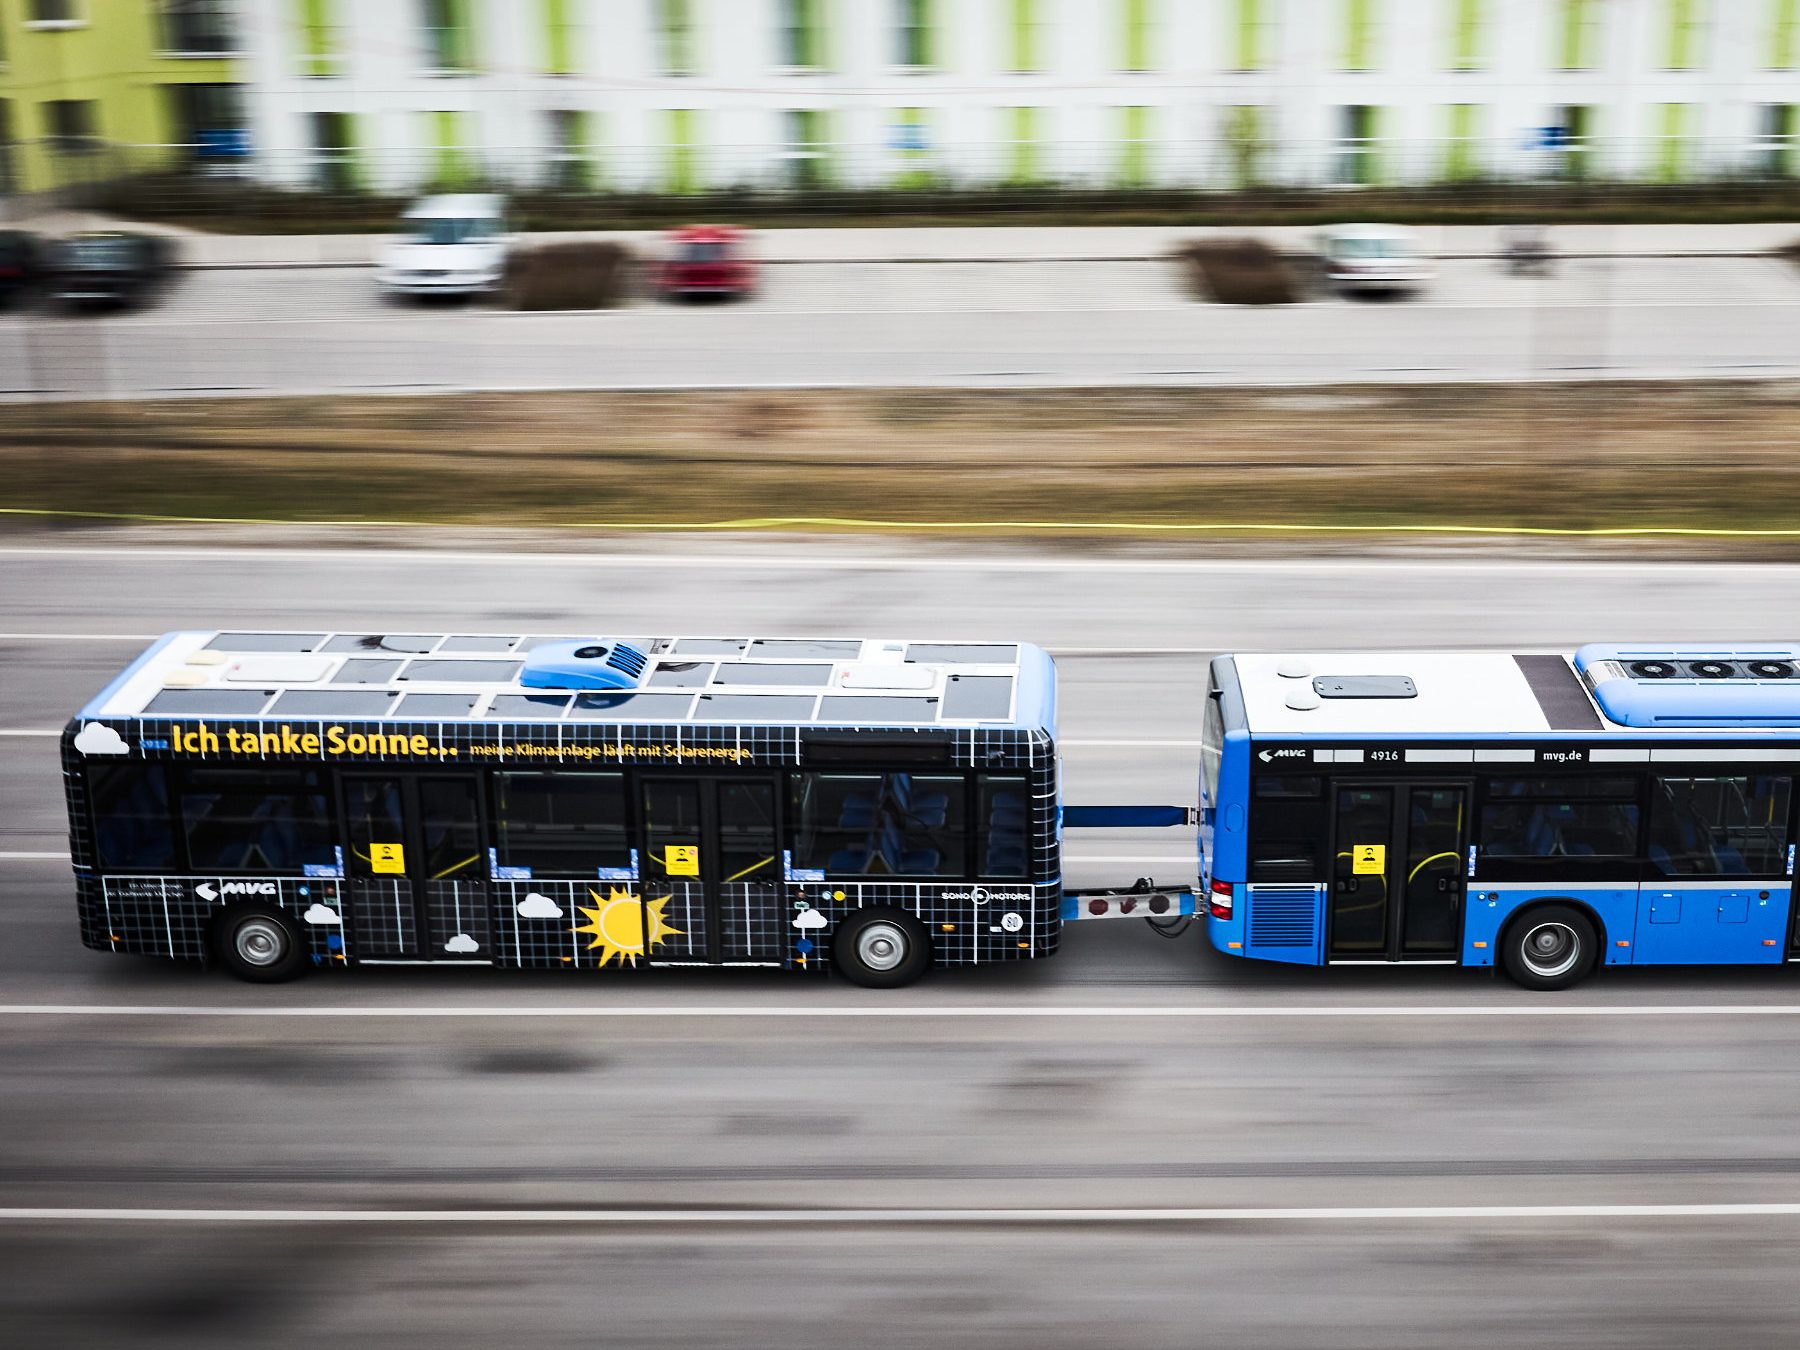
[1202,644,1800,989]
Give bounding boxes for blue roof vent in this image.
[521,639,649,691]
[1575,643,1800,727]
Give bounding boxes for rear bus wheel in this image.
[832,907,931,989]
[1501,904,1597,992]
[213,905,308,984]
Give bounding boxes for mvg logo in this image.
[195,881,278,902]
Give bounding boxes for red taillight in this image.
[1208,878,1234,920]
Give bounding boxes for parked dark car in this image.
[0,230,47,306]
[50,231,177,310]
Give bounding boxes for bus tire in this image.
[212,904,308,984]
[833,907,931,989]
[1500,904,1597,992]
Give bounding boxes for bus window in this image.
[979,777,1030,878]
[1478,777,1639,861]
[790,772,967,877]
[178,766,336,872]
[89,763,177,871]
[420,779,483,881]
[1200,689,1224,810]
[1249,775,1327,882]
[494,772,630,877]
[1649,776,1791,877]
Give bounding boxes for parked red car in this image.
[655,225,758,300]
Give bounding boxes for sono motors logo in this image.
[945,886,1032,905]
[195,881,278,902]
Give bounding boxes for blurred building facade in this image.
[0,0,245,194]
[5,1,1798,197]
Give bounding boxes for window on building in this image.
[420,0,474,72]
[494,772,631,877]
[779,0,825,68]
[891,105,932,184]
[782,108,828,189]
[1557,0,1599,70]
[1448,0,1483,70]
[1001,105,1041,184]
[546,108,594,189]
[1249,776,1329,882]
[789,772,968,877]
[1117,104,1151,185]
[1478,777,1642,862]
[1343,0,1377,71]
[0,102,15,194]
[1222,105,1266,186]
[1775,0,1799,70]
[1755,103,1798,177]
[168,83,246,164]
[895,0,933,67]
[89,764,177,872]
[309,109,355,191]
[1649,776,1791,877]
[297,0,342,76]
[1666,0,1707,69]
[1655,101,1692,181]
[1335,103,1378,184]
[543,0,579,75]
[1231,0,1274,72]
[1008,0,1045,72]
[665,106,700,192]
[28,0,79,23]
[656,0,696,74]
[1550,103,1593,179]
[1121,0,1154,72]
[43,99,97,153]
[161,0,238,53]
[178,767,337,872]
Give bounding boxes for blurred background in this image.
[5,2,1800,1346]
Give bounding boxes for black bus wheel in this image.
[832,907,931,989]
[213,905,309,984]
[1500,904,1597,992]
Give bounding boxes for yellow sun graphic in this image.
[572,887,683,968]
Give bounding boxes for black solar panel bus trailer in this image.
[62,631,1060,988]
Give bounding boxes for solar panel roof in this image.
[84,632,1051,730]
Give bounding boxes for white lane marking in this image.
[7,1203,1800,1225]
[0,730,60,738]
[0,852,68,861]
[5,1004,1800,1019]
[4,548,1800,577]
[0,633,159,641]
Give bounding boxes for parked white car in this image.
[377,194,513,298]
[1315,224,1433,297]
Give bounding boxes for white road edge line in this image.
[3,733,1203,747]
[0,850,1190,864]
[3,1004,1800,1019]
[5,1203,1800,1225]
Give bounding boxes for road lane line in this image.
[0,730,60,738]
[0,852,68,861]
[5,1004,1800,1019]
[6,1203,1800,1225]
[0,850,1190,865]
[5,733,1201,747]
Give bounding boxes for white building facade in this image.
[234,0,1800,193]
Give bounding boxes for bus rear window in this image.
[1201,690,1224,809]
[89,763,176,871]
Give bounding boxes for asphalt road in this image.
[6,254,1800,399]
[8,539,1800,1346]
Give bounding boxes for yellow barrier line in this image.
[6,506,1800,539]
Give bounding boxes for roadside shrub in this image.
[1172,238,1299,305]
[503,240,636,310]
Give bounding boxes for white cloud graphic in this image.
[74,723,129,756]
[443,933,480,954]
[792,908,828,930]
[516,893,564,920]
[301,904,341,926]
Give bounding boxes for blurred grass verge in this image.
[503,241,637,310]
[8,383,1800,551]
[1173,239,1300,304]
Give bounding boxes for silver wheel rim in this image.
[1521,922,1580,980]
[235,918,286,968]
[856,921,908,974]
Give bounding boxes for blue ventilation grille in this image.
[1247,886,1318,949]
[521,639,650,692]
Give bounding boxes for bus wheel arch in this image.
[832,906,932,989]
[1498,900,1602,992]
[210,903,309,984]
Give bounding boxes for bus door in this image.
[1329,782,1468,962]
[640,777,783,965]
[340,774,490,962]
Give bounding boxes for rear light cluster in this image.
[1208,879,1234,920]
